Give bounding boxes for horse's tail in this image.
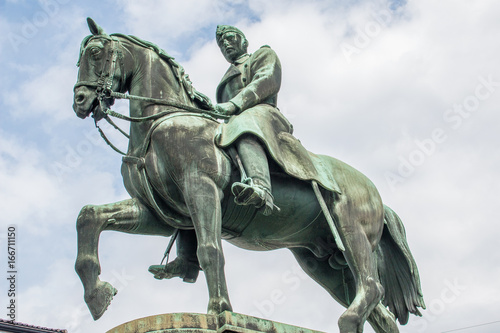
[375,205,426,325]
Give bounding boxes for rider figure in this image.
[214,24,288,215]
[150,25,292,282]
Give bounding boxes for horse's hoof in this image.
[207,298,232,315]
[85,281,117,320]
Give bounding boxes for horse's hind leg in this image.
[367,303,399,333]
[333,199,386,333]
[290,247,398,333]
[290,247,354,308]
[75,198,174,320]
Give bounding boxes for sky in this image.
[0,0,499,332]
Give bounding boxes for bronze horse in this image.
[73,18,424,333]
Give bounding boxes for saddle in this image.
[215,105,342,194]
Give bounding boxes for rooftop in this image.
[0,319,67,333]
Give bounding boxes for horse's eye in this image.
[90,47,102,58]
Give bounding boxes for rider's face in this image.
[218,32,247,63]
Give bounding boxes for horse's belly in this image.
[222,174,327,251]
[121,162,149,204]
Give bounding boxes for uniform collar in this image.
[233,53,250,65]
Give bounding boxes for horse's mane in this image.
[77,33,213,110]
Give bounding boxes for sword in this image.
[312,180,345,252]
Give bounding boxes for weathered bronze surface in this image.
[73,18,425,333]
[107,311,324,333]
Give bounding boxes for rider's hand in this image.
[215,102,238,116]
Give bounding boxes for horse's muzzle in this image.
[73,86,96,119]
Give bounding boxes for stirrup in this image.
[231,182,275,216]
[148,258,200,283]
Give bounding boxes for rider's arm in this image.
[229,46,281,113]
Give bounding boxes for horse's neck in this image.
[123,41,195,155]
[128,45,192,112]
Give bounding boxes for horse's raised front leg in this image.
[75,198,174,320]
[183,174,232,315]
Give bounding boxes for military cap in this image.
[216,25,246,44]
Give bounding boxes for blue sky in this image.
[1,0,500,332]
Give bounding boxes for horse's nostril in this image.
[75,92,86,104]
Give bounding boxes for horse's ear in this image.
[87,17,105,35]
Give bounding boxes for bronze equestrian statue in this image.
[72,18,425,333]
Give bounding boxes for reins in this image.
[106,91,229,121]
[94,91,227,156]
[76,35,229,155]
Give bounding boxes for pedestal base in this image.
[106,311,325,333]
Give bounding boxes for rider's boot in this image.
[231,136,274,216]
[149,230,200,283]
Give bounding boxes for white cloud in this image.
[4,64,76,121]
[0,16,11,58]
[117,0,248,55]
[0,130,125,236]
[0,132,60,229]
[1,6,89,126]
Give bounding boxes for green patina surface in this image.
[107,311,325,333]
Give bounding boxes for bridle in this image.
[74,35,123,106]
[74,34,228,155]
[73,35,131,154]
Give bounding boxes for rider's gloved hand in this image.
[214,102,238,116]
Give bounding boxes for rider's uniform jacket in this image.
[216,46,280,112]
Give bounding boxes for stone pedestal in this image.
[106,311,325,333]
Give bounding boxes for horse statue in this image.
[72,18,425,333]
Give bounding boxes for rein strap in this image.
[109,91,229,120]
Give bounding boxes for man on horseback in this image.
[214,24,293,215]
[150,25,294,282]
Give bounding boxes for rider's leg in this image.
[232,134,274,215]
[149,229,201,283]
[176,229,199,266]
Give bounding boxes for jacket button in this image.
[242,78,247,82]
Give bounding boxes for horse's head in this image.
[73,18,123,120]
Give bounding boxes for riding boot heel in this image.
[183,263,201,283]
